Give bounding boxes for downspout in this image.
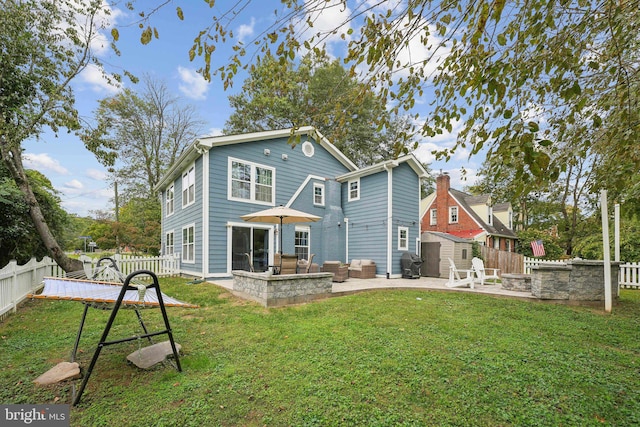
[201,148,210,280]
[384,163,393,279]
[344,218,349,262]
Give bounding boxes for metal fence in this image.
[0,254,180,321]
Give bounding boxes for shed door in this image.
[421,242,441,277]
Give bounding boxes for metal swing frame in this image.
[72,262,182,406]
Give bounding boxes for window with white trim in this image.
[508,211,513,229]
[166,185,174,216]
[449,206,458,223]
[348,179,360,201]
[313,183,325,206]
[182,225,195,263]
[295,226,310,260]
[430,209,437,225]
[398,227,409,251]
[229,158,274,204]
[165,231,174,255]
[182,165,195,207]
[487,206,493,225]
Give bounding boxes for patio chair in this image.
[471,257,500,285]
[244,253,255,272]
[297,254,315,273]
[446,258,475,289]
[278,254,298,275]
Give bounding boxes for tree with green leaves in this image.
[0,0,128,272]
[224,52,418,167]
[0,164,69,267]
[134,0,638,199]
[83,75,204,200]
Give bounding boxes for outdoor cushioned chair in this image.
[446,258,475,289]
[471,257,500,285]
[348,259,376,279]
[297,254,315,274]
[275,253,298,275]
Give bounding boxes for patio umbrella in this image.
[241,205,321,254]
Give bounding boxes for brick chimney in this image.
[435,173,451,231]
[436,173,450,194]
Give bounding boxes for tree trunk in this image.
[0,143,84,273]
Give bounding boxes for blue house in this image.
[155,126,427,279]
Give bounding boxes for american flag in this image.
[531,240,545,257]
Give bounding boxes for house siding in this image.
[206,136,350,275]
[161,157,203,276]
[343,171,388,274]
[391,163,421,275]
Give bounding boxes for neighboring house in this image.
[155,126,428,279]
[420,173,517,251]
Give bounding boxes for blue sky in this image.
[22,1,481,217]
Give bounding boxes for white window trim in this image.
[165,230,175,255]
[398,226,409,251]
[348,178,360,201]
[166,185,175,217]
[227,157,275,205]
[182,224,195,264]
[182,164,196,208]
[449,206,458,224]
[295,225,311,260]
[430,208,437,226]
[313,182,325,206]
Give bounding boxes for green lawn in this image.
[1,278,639,426]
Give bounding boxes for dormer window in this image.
[488,206,493,226]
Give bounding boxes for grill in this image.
[401,252,422,279]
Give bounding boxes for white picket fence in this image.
[0,253,180,321]
[524,257,640,289]
[619,262,640,289]
[523,257,567,274]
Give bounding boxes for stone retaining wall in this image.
[232,270,334,307]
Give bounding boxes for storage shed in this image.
[421,231,473,278]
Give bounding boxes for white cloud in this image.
[86,168,108,181]
[23,153,69,175]
[205,127,224,137]
[177,67,209,100]
[79,63,121,94]
[298,0,354,56]
[64,179,84,190]
[237,17,256,43]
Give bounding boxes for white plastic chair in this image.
[446,258,475,289]
[471,257,500,285]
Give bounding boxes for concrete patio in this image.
[209,275,537,303]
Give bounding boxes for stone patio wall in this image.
[531,260,620,301]
[232,270,333,307]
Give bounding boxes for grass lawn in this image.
[1,278,639,426]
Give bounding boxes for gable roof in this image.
[154,126,358,192]
[336,153,428,182]
[449,188,516,239]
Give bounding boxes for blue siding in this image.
[206,136,351,275]
[391,163,421,275]
[161,157,203,276]
[342,171,388,275]
[157,130,424,280]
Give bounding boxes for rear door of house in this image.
[421,242,440,277]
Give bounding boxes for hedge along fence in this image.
[0,254,180,322]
